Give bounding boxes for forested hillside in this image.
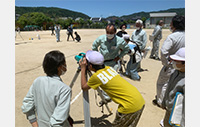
[118,8,185,20]
[15,6,90,19]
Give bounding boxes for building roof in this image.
[90,17,101,21]
[150,12,177,17]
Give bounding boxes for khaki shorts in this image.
[112,105,145,127]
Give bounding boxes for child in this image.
[79,50,145,127]
[123,34,142,81]
[161,48,185,127]
[21,50,73,127]
[74,31,81,42]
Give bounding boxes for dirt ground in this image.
[15,28,171,127]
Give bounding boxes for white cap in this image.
[86,50,104,65]
[170,47,185,61]
[122,34,130,40]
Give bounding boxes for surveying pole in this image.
[69,66,112,127]
[82,68,91,127]
[69,67,91,127]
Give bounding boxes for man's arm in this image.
[152,26,161,38]
[141,31,147,51]
[118,40,130,59]
[79,57,91,91]
[92,37,101,51]
[160,36,173,66]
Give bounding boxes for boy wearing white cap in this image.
[161,48,185,127]
[79,50,145,127]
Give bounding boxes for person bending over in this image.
[79,50,145,127]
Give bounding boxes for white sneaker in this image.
[160,119,164,127]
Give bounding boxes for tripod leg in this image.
[19,33,24,40]
[69,68,81,88]
[96,88,112,114]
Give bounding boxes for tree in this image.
[16,12,53,30]
[64,18,75,28]
[76,18,85,28]
[86,19,93,28]
[141,17,146,28]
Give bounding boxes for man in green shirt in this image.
[92,24,130,71]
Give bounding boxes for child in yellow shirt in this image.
[79,50,145,127]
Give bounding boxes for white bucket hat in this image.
[86,50,104,65]
[170,47,185,61]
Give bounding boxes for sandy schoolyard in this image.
[15,28,171,127]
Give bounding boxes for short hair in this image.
[120,24,127,29]
[136,19,143,25]
[91,63,105,71]
[43,50,66,77]
[158,20,164,25]
[172,15,185,31]
[106,23,117,32]
[87,59,105,71]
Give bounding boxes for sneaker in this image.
[160,119,164,127]
[152,99,161,107]
[149,56,155,59]
[155,57,161,61]
[136,76,141,81]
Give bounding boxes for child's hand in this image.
[79,57,87,68]
[31,121,38,127]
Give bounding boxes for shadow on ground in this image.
[73,114,113,127]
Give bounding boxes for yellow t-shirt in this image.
[87,66,145,114]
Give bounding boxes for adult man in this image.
[162,47,185,127]
[21,50,72,127]
[55,24,60,42]
[67,25,75,41]
[150,20,164,60]
[51,25,55,35]
[131,19,147,71]
[131,20,147,52]
[79,50,145,127]
[92,24,130,71]
[152,15,185,107]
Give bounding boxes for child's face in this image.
[124,39,129,43]
[172,60,185,72]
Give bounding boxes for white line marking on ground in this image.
[70,90,82,105]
